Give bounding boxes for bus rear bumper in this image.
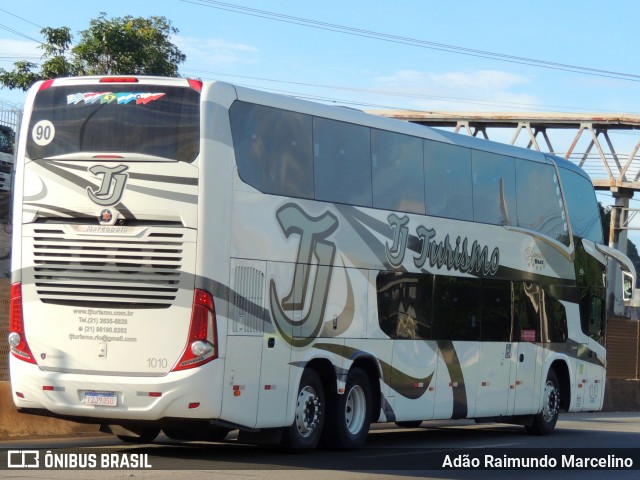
[9,356,225,423]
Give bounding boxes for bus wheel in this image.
[282,369,325,450]
[526,369,561,436]
[323,367,372,450]
[116,427,160,444]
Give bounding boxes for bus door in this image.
[475,280,514,418]
[577,286,606,410]
[510,282,542,415]
[257,261,294,427]
[222,259,292,429]
[381,273,437,422]
[574,243,608,410]
[432,276,481,419]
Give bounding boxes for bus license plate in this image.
[81,391,118,407]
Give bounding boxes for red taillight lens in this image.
[8,283,36,364]
[38,79,55,91]
[187,78,203,92]
[99,77,139,83]
[171,289,218,372]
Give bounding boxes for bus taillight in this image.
[8,283,36,364]
[38,79,55,91]
[172,289,218,371]
[187,79,203,92]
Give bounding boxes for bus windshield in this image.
[26,84,200,162]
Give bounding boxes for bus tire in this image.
[526,369,561,436]
[281,369,325,450]
[322,367,372,450]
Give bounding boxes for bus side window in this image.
[230,101,314,199]
[371,129,425,215]
[513,282,541,343]
[541,289,568,343]
[579,289,605,344]
[480,279,511,341]
[471,151,517,226]
[432,276,481,341]
[376,272,433,340]
[516,159,569,245]
[558,166,604,244]
[313,117,372,207]
[424,141,473,222]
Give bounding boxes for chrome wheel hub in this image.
[295,386,321,438]
[542,381,560,423]
[344,384,366,435]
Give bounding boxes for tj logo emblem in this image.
[87,165,128,206]
[269,203,339,347]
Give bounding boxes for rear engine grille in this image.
[31,228,185,308]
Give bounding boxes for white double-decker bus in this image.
[8,76,635,449]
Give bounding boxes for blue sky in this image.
[2,0,639,112]
[2,0,640,230]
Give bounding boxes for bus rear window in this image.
[27,84,200,162]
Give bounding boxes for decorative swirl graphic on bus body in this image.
[269,203,354,347]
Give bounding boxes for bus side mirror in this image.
[622,271,634,302]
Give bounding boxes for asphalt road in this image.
[0,412,638,479]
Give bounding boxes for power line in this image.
[182,0,640,83]
[182,68,640,114]
[0,8,43,29]
[0,54,40,60]
[0,23,42,44]
[184,71,527,111]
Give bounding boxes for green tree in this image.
[73,14,185,76]
[0,14,185,91]
[39,27,77,79]
[0,27,75,90]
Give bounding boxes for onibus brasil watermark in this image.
[6,450,152,470]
